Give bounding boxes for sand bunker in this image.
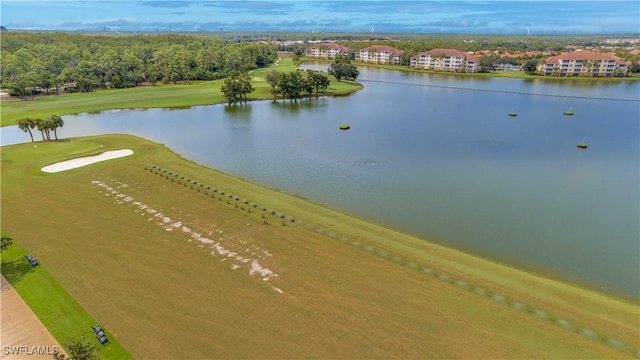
[41,149,134,173]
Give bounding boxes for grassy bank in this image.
[0,241,132,359]
[1,134,638,359]
[0,57,362,127]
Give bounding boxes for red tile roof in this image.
[544,50,625,65]
[310,43,349,52]
[553,50,620,61]
[544,56,560,65]
[411,48,477,61]
[359,45,403,55]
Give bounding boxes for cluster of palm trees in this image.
[17,115,64,142]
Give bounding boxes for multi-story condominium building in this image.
[538,50,628,77]
[354,45,404,65]
[306,43,350,60]
[409,49,478,72]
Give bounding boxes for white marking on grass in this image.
[93,180,283,290]
[249,260,277,281]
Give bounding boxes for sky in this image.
[1,0,639,35]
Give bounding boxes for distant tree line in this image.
[0,32,278,98]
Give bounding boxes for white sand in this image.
[41,149,133,173]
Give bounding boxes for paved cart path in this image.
[0,276,65,359]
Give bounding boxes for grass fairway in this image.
[1,134,638,359]
[0,57,362,127]
[1,244,132,359]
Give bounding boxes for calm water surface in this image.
[3,66,639,300]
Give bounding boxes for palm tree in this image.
[35,118,52,141]
[48,115,64,140]
[17,118,36,142]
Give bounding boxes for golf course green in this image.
[1,134,638,359]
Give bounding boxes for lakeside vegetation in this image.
[4,52,635,128]
[1,134,638,358]
[1,57,362,127]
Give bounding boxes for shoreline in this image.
[302,57,640,82]
[2,134,637,303]
[0,57,363,127]
[1,134,638,358]
[2,117,637,301]
[4,57,637,127]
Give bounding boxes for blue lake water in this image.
[2,66,639,300]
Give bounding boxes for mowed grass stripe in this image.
[1,134,638,359]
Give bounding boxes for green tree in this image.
[122,49,144,86]
[145,63,160,85]
[99,48,122,87]
[301,77,314,98]
[48,115,64,140]
[265,70,282,100]
[328,63,359,81]
[291,53,302,67]
[478,55,497,72]
[53,336,99,360]
[223,46,245,73]
[291,45,306,57]
[220,72,254,105]
[523,59,538,74]
[307,71,330,95]
[1,49,34,99]
[17,118,36,142]
[334,53,351,64]
[72,60,100,92]
[0,236,13,252]
[278,71,306,101]
[35,118,54,141]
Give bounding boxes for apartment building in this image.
[354,45,404,65]
[306,43,350,60]
[539,50,628,77]
[409,49,478,72]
